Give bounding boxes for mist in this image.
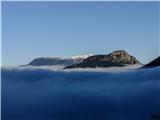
[1,67,160,120]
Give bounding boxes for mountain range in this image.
[25,50,160,69]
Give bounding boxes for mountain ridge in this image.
[24,50,160,69]
[26,54,93,66]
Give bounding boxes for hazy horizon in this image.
[2,1,159,66]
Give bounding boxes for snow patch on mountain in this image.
[71,54,93,63]
[71,54,93,59]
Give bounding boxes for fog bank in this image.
[1,67,160,120]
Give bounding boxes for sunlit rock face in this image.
[108,50,140,64]
[64,50,141,69]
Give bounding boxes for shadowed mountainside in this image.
[141,57,160,69]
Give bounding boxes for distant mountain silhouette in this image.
[26,54,93,66]
[28,57,73,66]
[64,50,140,69]
[141,57,160,69]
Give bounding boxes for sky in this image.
[2,1,160,66]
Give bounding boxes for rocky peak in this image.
[109,50,129,57]
[108,50,140,64]
[83,50,140,65]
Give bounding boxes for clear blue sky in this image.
[2,1,159,66]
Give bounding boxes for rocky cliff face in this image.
[64,50,140,69]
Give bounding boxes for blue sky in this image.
[2,1,159,66]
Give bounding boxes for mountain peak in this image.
[108,50,140,64]
[110,50,128,55]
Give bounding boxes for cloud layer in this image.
[1,67,160,120]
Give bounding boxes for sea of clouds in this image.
[1,66,160,120]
